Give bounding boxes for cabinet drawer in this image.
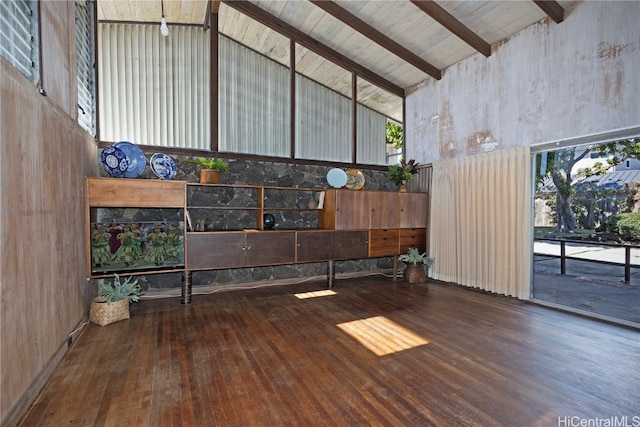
[368,229,399,257]
[87,177,185,207]
[399,228,426,253]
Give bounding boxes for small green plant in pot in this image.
[398,248,434,284]
[385,158,420,191]
[90,274,142,326]
[186,157,229,184]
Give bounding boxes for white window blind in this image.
[0,0,39,82]
[356,104,387,165]
[75,0,95,135]
[99,23,210,149]
[219,35,290,156]
[295,75,352,162]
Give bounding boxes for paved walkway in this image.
[532,242,639,325]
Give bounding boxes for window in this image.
[99,23,210,149]
[76,0,95,135]
[219,35,290,157]
[0,0,39,82]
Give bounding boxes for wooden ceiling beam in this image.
[533,1,564,23]
[204,0,220,30]
[309,0,441,80]
[221,0,405,97]
[410,0,491,57]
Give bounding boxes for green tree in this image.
[536,138,640,233]
[386,121,403,150]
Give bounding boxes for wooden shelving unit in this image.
[85,177,428,302]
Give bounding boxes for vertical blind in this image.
[75,0,95,135]
[99,24,388,162]
[99,23,210,149]
[219,35,290,156]
[0,0,39,82]
[356,105,387,165]
[295,75,352,162]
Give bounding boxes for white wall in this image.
[406,1,640,164]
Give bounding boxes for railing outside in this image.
[534,238,640,284]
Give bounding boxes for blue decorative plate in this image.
[114,141,146,178]
[150,153,177,180]
[101,146,129,177]
[327,168,348,188]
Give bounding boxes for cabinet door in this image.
[400,193,428,228]
[245,231,296,266]
[335,190,371,230]
[370,192,400,229]
[333,231,369,260]
[186,232,245,269]
[296,231,335,262]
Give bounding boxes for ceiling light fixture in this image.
[160,0,169,37]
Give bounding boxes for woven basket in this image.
[90,297,130,326]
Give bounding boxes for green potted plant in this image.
[385,158,420,191]
[186,156,229,184]
[398,247,434,284]
[90,274,142,326]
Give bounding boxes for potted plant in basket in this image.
[398,247,434,284]
[186,157,229,184]
[385,158,420,192]
[90,274,142,326]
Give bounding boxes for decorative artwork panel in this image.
[91,221,184,274]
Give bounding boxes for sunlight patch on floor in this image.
[337,316,429,356]
[294,289,337,299]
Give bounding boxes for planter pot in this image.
[90,297,130,326]
[403,263,427,284]
[200,169,220,184]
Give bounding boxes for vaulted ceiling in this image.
[97,0,578,121]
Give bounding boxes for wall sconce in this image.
[160,0,169,37]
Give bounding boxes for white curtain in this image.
[430,146,532,299]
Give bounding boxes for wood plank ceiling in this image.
[97,0,577,122]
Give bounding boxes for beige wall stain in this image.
[438,102,457,159]
[467,130,498,154]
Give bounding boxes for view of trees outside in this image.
[386,121,403,165]
[533,138,640,325]
[535,138,640,242]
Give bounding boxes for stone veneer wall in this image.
[97,153,401,292]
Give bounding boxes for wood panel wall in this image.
[0,2,97,425]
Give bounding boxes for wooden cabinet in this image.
[370,192,400,229]
[321,189,428,232]
[400,193,428,228]
[320,190,370,230]
[86,178,429,284]
[186,231,296,269]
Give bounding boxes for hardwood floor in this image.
[19,277,640,427]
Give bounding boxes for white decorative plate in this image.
[150,153,177,180]
[326,168,348,188]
